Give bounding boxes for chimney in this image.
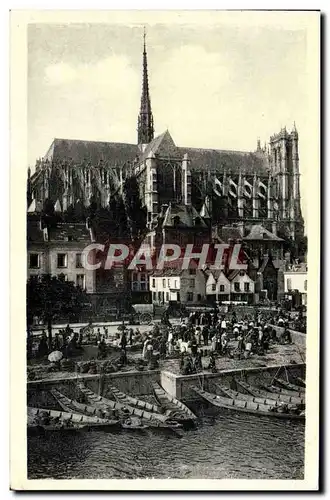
[271,221,277,235]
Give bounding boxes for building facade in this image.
[150,268,206,305]
[283,264,308,306]
[205,269,255,304]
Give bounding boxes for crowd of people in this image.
[29,307,295,377]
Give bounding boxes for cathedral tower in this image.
[269,125,304,238]
[137,28,154,150]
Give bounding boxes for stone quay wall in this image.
[161,363,305,401]
[28,370,161,408]
[270,324,306,348]
[28,364,305,406]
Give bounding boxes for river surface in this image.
[28,405,305,480]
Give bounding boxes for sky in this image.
[28,17,313,224]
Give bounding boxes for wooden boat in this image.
[27,406,119,433]
[193,388,305,421]
[235,379,305,406]
[295,377,306,388]
[107,384,167,415]
[51,388,119,424]
[274,378,305,393]
[259,383,305,399]
[151,382,197,423]
[76,382,179,430]
[215,385,299,409]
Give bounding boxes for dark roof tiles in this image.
[46,138,139,166]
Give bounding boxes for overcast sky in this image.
[28,17,312,222]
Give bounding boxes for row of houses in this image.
[149,255,278,305]
[27,201,299,310]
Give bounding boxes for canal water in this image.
[28,406,305,480]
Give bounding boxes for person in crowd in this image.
[37,333,48,358]
[142,337,151,359]
[159,336,167,358]
[190,336,198,356]
[120,329,127,354]
[128,328,134,346]
[271,328,278,343]
[221,331,228,355]
[53,332,62,350]
[118,348,127,366]
[161,309,171,326]
[202,324,209,346]
[244,331,252,358]
[103,326,108,339]
[97,337,107,359]
[65,324,72,336]
[195,351,203,372]
[146,342,154,362]
[221,317,227,333]
[207,351,217,372]
[195,326,202,346]
[167,330,173,355]
[237,332,244,357]
[211,332,217,352]
[77,329,83,347]
[281,326,292,344]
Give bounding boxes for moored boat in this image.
[151,382,197,424]
[235,379,305,406]
[107,384,167,415]
[193,388,305,421]
[273,378,305,393]
[215,385,300,410]
[51,388,119,423]
[27,406,119,433]
[259,383,305,399]
[76,382,181,431]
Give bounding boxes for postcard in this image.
[10,9,320,491]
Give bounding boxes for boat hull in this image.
[235,379,305,406]
[151,382,197,426]
[215,385,300,409]
[193,388,305,421]
[274,378,306,393]
[260,384,305,399]
[77,382,181,431]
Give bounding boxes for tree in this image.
[26,274,90,350]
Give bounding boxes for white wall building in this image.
[150,268,206,305]
[283,266,307,305]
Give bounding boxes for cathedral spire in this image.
[137,27,154,147]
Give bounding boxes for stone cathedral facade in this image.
[27,34,304,241]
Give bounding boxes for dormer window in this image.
[194,217,201,226]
